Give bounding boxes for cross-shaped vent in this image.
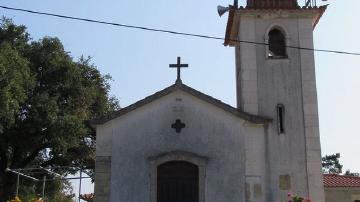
[171,119,186,133]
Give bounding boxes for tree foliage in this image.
[322,153,343,174]
[322,153,360,177]
[0,18,119,201]
[345,170,360,177]
[0,32,33,134]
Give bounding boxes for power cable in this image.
[0,5,359,56]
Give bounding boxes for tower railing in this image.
[245,0,318,9]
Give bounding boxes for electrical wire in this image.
[0,5,359,56]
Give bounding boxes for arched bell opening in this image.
[268,28,288,59]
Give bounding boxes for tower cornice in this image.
[223,5,327,46]
[246,0,299,9]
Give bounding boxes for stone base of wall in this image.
[94,156,111,202]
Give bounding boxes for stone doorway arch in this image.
[149,151,207,202]
[157,161,199,202]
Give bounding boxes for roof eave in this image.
[224,7,236,46]
[312,5,327,29]
[90,82,271,127]
[89,83,179,127]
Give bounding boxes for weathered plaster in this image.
[233,10,324,202]
[325,187,360,202]
[95,90,266,202]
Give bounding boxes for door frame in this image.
[149,151,207,202]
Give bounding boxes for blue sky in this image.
[2,0,360,198]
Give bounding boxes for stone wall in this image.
[94,156,111,202]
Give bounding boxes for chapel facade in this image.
[92,0,327,201]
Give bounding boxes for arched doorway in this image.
[157,161,199,202]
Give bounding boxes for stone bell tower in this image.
[224,0,327,201]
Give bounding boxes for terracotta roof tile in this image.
[323,174,360,188]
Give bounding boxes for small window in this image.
[268,29,287,59]
[277,104,285,134]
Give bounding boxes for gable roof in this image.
[324,174,360,188]
[90,81,271,126]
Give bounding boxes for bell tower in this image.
[223,0,327,201]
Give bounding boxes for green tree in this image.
[322,153,343,174]
[345,170,360,177]
[322,153,360,177]
[0,30,34,133]
[0,19,119,201]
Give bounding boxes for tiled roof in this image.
[323,174,360,188]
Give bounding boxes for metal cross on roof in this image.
[169,57,188,83]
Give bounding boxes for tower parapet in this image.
[246,0,299,9]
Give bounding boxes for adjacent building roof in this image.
[324,174,360,188]
[90,81,272,126]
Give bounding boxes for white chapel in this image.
[91,0,327,201]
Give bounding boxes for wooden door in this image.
[157,161,199,202]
